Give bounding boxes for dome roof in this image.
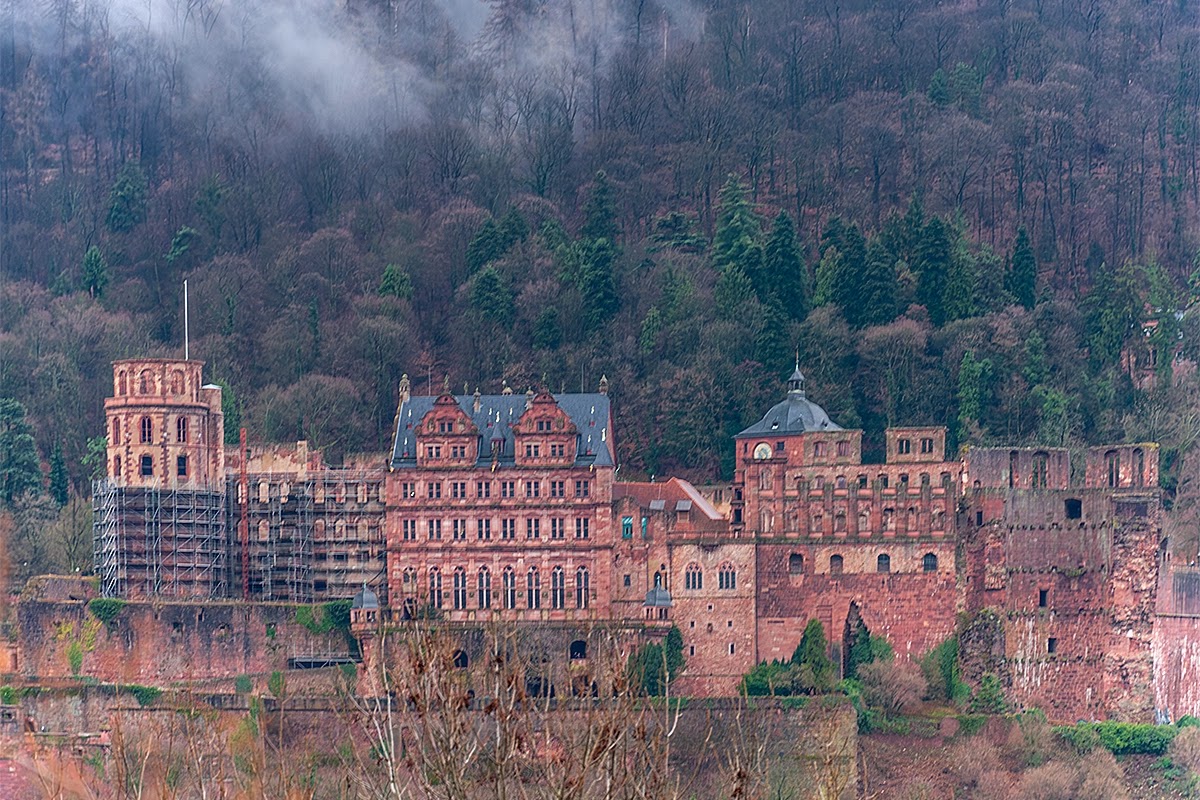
[736,367,842,437]
[352,584,380,610]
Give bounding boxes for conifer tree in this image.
[0,399,41,507]
[470,266,513,323]
[106,160,148,233]
[715,264,756,320]
[915,217,954,325]
[791,619,834,690]
[762,210,808,318]
[580,171,618,242]
[82,245,109,298]
[532,307,561,350]
[1006,226,1037,310]
[833,224,868,319]
[378,264,414,299]
[466,219,506,274]
[942,237,978,324]
[957,350,993,441]
[498,206,529,248]
[813,246,844,308]
[712,176,762,276]
[576,238,619,333]
[853,239,899,328]
[49,443,68,506]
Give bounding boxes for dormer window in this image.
[536,419,552,432]
[438,420,454,433]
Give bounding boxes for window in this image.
[814,441,827,458]
[576,567,590,608]
[1065,499,1082,519]
[810,514,824,533]
[1047,637,1057,654]
[402,566,417,588]
[920,437,934,454]
[877,553,891,573]
[478,519,492,540]
[525,481,540,498]
[1009,451,1019,488]
[451,481,467,499]
[437,420,453,433]
[403,520,417,541]
[502,519,516,540]
[836,440,850,457]
[551,518,565,540]
[477,480,491,499]
[501,481,515,498]
[788,554,804,575]
[575,518,590,539]
[570,639,588,659]
[427,482,442,499]
[177,417,188,443]
[176,455,188,477]
[641,516,649,537]
[729,643,736,655]
[858,474,868,488]
[719,563,737,589]
[898,438,911,455]
[758,467,773,491]
[830,554,844,575]
[524,444,541,458]
[427,520,442,540]
[452,519,467,541]
[450,445,467,459]
[453,567,467,610]
[425,445,442,459]
[401,482,416,498]
[922,553,938,572]
[140,417,153,443]
[836,475,847,489]
[685,564,703,590]
[575,480,590,498]
[549,480,565,498]
[429,568,443,609]
[138,370,152,394]
[452,650,468,669]
[776,441,785,452]
[526,519,541,539]
[1134,448,1145,487]
[550,443,565,457]
[140,455,153,476]
[622,516,633,538]
[112,418,120,443]
[536,419,552,432]
[551,567,565,609]
[118,371,127,395]
[623,574,631,587]
[527,567,541,609]
[503,567,517,609]
[884,508,896,531]
[1032,452,1049,488]
[834,512,846,532]
[112,456,121,477]
[1106,450,1120,488]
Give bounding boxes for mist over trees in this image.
[3,0,1200,505]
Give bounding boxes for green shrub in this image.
[88,598,127,624]
[1056,721,1176,756]
[234,675,253,694]
[969,672,1007,713]
[921,635,969,705]
[0,686,17,705]
[294,605,331,634]
[122,684,162,707]
[67,641,83,675]
[323,600,352,632]
[268,671,286,700]
[956,714,988,736]
[740,661,796,696]
[1178,715,1200,729]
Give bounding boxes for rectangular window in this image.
[176,455,188,477]
[524,443,540,458]
[438,420,453,433]
[550,518,565,540]
[140,455,153,476]
[575,518,590,539]
[450,445,467,459]
[427,482,442,499]
[621,516,633,538]
[452,519,467,540]
[402,520,417,541]
[451,481,467,499]
[814,441,827,458]
[476,481,491,499]
[427,520,442,540]
[550,480,565,498]
[1047,637,1058,654]
[526,519,540,539]
[502,519,516,540]
[525,481,540,498]
[836,440,850,457]
[1039,589,1048,608]
[920,438,934,454]
[550,443,565,457]
[623,574,631,587]
[401,482,416,498]
[575,480,590,498]
[536,419,551,432]
[501,481,516,499]
[425,445,442,459]
[478,519,491,540]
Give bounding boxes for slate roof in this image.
[735,367,843,438]
[390,393,614,469]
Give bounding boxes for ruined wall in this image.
[1153,564,1200,719]
[14,600,351,685]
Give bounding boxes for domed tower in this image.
[95,359,228,598]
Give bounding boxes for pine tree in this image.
[577,238,620,333]
[498,206,530,248]
[214,379,241,446]
[0,399,41,506]
[942,237,978,323]
[470,266,513,323]
[819,216,847,257]
[106,160,148,233]
[580,171,618,242]
[378,264,414,299]
[712,176,762,276]
[49,443,68,506]
[813,245,844,308]
[466,218,506,274]
[82,245,109,298]
[957,350,993,441]
[791,619,833,690]
[915,217,954,325]
[763,210,808,319]
[854,239,899,328]
[928,68,951,106]
[715,264,756,320]
[1006,226,1037,310]
[532,307,561,350]
[833,224,868,320]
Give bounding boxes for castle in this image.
[91,357,1199,722]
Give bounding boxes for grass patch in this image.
[87,598,127,624]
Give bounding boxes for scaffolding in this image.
[234,475,315,603]
[92,479,228,599]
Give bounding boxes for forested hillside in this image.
[4,0,1200,528]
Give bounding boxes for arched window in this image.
[830,554,844,575]
[575,566,590,609]
[112,418,120,443]
[720,562,738,588]
[139,370,153,394]
[503,567,516,610]
[1134,449,1145,487]
[923,553,938,572]
[836,476,847,489]
[429,568,443,609]
[1106,450,1120,488]
[810,513,824,533]
[402,566,417,590]
[788,554,803,575]
[877,553,891,573]
[932,508,945,529]
[526,567,541,609]
[834,512,846,532]
[452,650,468,669]
[1032,452,1048,488]
[171,370,184,395]
[569,640,588,660]
[551,566,565,609]
[140,417,153,444]
[883,507,896,531]
[118,371,128,395]
[177,417,188,443]
[878,474,889,489]
[477,566,491,609]
[452,567,467,610]
[857,509,869,532]
[684,564,703,590]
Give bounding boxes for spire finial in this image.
[787,361,806,395]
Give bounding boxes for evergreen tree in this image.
[819,216,847,257]
[0,399,41,506]
[1006,227,1037,310]
[712,176,762,276]
[833,224,868,321]
[82,245,109,298]
[106,160,148,233]
[763,210,808,319]
[81,436,108,482]
[754,302,790,372]
[470,266,513,323]
[853,239,899,328]
[957,350,993,441]
[844,614,874,680]
[880,195,925,268]
[915,217,954,325]
[942,237,978,323]
[498,206,530,248]
[466,218,506,274]
[813,245,844,308]
[49,443,68,506]
[532,307,561,350]
[638,307,662,355]
[580,171,618,242]
[213,379,241,446]
[576,238,620,333]
[791,618,834,690]
[1085,260,1142,366]
[1023,330,1048,385]
[378,264,414,299]
[715,264,756,320]
[928,68,951,106]
[164,226,198,267]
